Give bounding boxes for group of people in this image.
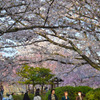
[23,89,84,100]
[0,84,85,100]
[48,89,84,100]
[6,93,14,100]
[0,84,14,100]
[23,89,41,100]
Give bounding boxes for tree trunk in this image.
[41,84,44,94]
[32,84,35,94]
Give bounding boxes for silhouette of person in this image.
[23,91,30,100]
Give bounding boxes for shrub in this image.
[74,86,93,99]
[45,86,93,100]
[13,93,34,100]
[85,88,100,100]
[13,95,23,100]
[28,93,34,100]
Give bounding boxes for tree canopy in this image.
[0,0,100,87]
[17,64,54,85]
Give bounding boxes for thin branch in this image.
[0,3,27,10]
[0,40,48,48]
[44,0,55,26]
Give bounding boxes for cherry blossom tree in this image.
[0,0,100,87]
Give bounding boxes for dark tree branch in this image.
[44,0,55,26]
[0,40,48,48]
[19,58,87,65]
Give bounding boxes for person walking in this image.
[76,91,84,100]
[61,91,69,100]
[23,91,30,100]
[0,84,4,100]
[8,93,14,100]
[48,89,58,100]
[0,94,2,100]
[33,89,41,100]
[0,86,3,100]
[1,85,4,96]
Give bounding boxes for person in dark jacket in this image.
[48,89,58,100]
[33,89,41,100]
[0,93,2,100]
[62,91,69,100]
[76,91,84,100]
[0,85,4,100]
[23,91,30,100]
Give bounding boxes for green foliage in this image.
[74,86,93,95]
[17,64,54,86]
[13,95,23,100]
[45,86,93,100]
[41,94,47,100]
[12,87,100,100]
[13,94,45,100]
[13,94,34,100]
[37,67,54,85]
[28,93,34,100]
[85,88,100,100]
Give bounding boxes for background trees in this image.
[17,64,54,93]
